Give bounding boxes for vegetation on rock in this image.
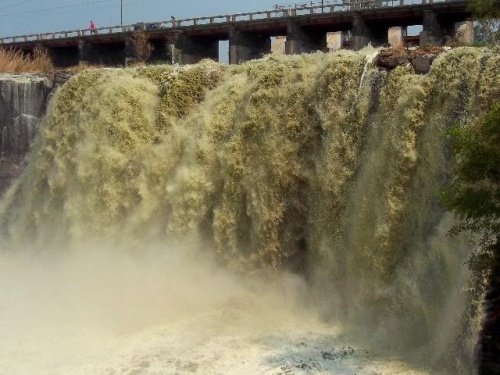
[441,92,500,375]
[0,46,53,73]
[468,0,500,45]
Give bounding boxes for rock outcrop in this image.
[479,243,500,375]
[0,74,52,157]
[0,72,73,196]
[374,46,445,74]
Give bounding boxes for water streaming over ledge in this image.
[0,47,499,374]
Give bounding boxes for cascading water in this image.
[0,74,51,157]
[0,47,499,375]
[0,74,54,196]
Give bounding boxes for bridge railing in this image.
[0,0,452,45]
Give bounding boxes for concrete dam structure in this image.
[1,0,475,67]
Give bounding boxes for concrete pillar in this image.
[271,36,286,55]
[351,15,371,50]
[420,10,443,46]
[327,31,347,51]
[175,35,219,65]
[388,27,406,49]
[78,39,91,65]
[285,21,326,55]
[165,31,182,64]
[455,21,474,45]
[124,37,135,66]
[229,29,270,64]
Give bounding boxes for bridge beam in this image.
[175,35,218,65]
[229,29,270,64]
[285,21,326,55]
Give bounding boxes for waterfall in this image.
[0,74,52,157]
[0,74,54,197]
[0,48,499,374]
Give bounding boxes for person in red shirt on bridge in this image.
[90,20,96,34]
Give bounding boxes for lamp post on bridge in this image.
[120,0,123,25]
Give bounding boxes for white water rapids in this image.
[0,247,434,375]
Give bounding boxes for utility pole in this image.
[322,0,324,12]
[120,0,123,25]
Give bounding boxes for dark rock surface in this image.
[374,49,411,70]
[0,156,23,195]
[479,243,500,375]
[0,71,72,197]
[0,74,51,157]
[373,46,445,74]
[412,54,438,74]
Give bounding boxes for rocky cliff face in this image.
[0,74,60,196]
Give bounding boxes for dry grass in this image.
[0,44,138,75]
[0,46,54,73]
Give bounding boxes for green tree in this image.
[442,103,500,374]
[442,104,500,236]
[468,0,500,45]
[468,0,500,18]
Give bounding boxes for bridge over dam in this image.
[0,0,475,67]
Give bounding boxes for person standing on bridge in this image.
[90,20,97,34]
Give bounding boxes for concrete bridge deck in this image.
[0,0,474,66]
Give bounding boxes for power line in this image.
[0,0,39,12]
[0,0,115,19]
[0,0,180,21]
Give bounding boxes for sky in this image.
[0,0,300,38]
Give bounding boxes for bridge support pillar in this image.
[388,27,406,49]
[455,21,474,45]
[78,39,91,65]
[327,31,347,51]
[420,10,443,46]
[124,37,136,66]
[285,21,325,55]
[351,15,372,50]
[271,36,286,55]
[175,35,218,65]
[229,29,270,64]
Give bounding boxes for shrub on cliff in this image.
[0,45,54,73]
[441,102,500,374]
[468,0,500,45]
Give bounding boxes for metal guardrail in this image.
[0,0,450,44]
